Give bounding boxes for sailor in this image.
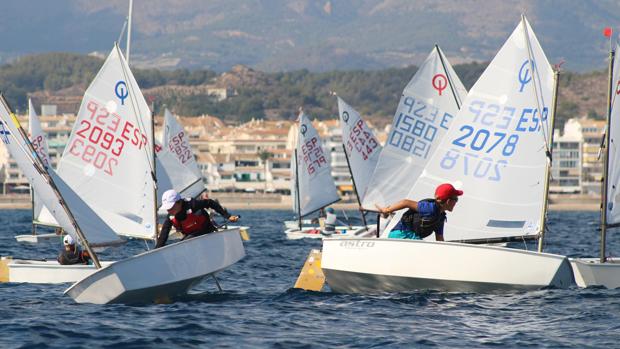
[323,207,337,234]
[375,183,463,241]
[57,235,91,265]
[155,189,239,248]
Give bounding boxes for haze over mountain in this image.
[1,0,619,72]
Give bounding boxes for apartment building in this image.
[550,120,582,193]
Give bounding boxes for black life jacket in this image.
[398,199,446,239]
[57,248,88,265]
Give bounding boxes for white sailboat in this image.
[155,109,250,239]
[155,108,205,202]
[55,44,157,241]
[61,45,244,304]
[335,96,382,235]
[15,99,63,243]
[570,41,620,288]
[286,112,368,239]
[0,94,123,284]
[321,16,574,293]
[361,45,467,211]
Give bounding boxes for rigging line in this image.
[435,44,462,110]
[115,44,156,174]
[522,16,551,153]
[117,18,128,47]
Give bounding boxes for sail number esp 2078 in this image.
[439,99,547,182]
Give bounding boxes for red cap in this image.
[604,27,613,38]
[435,183,463,201]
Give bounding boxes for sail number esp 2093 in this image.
[67,99,148,176]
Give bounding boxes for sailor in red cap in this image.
[375,183,463,241]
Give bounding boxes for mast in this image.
[518,14,560,254]
[537,69,560,253]
[435,44,462,110]
[126,0,133,64]
[600,46,615,263]
[116,43,158,241]
[342,144,368,227]
[28,99,36,235]
[0,96,102,268]
[151,105,158,244]
[294,149,302,230]
[30,186,36,235]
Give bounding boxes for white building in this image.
[550,119,582,193]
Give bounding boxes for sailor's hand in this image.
[228,215,240,222]
[375,204,390,218]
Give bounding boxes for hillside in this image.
[1,0,619,72]
[0,52,608,130]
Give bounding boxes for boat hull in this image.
[5,259,114,284]
[322,238,574,293]
[64,228,245,304]
[569,257,620,288]
[15,233,61,243]
[285,225,376,240]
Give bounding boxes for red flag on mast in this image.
[604,27,613,38]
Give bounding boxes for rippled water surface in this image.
[1,209,619,348]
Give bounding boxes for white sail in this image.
[0,97,123,246]
[160,109,204,197]
[606,43,620,225]
[392,17,555,242]
[28,99,51,168]
[27,99,59,226]
[155,143,201,206]
[295,112,340,217]
[290,146,299,213]
[336,96,382,201]
[361,46,467,210]
[57,44,156,240]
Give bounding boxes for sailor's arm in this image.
[375,199,418,217]
[196,199,239,222]
[155,219,173,248]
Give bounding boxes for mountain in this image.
[1,0,619,72]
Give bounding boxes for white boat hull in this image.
[569,257,620,288]
[321,238,574,293]
[65,228,245,304]
[6,260,114,283]
[15,233,61,243]
[285,225,376,240]
[284,219,313,229]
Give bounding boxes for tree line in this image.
[0,52,601,128]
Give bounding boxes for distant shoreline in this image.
[0,194,600,211]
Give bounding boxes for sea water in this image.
[1,209,619,348]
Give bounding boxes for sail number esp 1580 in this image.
[387,96,453,159]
